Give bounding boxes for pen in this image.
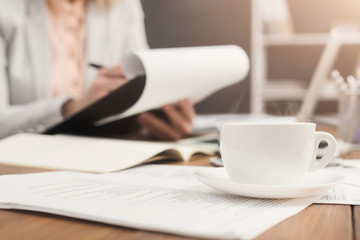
[89,63,104,69]
[346,75,359,91]
[331,70,348,92]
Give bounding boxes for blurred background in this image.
[141,0,360,116]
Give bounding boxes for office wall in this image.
[289,0,360,33]
[141,0,251,114]
[141,0,360,114]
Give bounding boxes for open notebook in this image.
[0,133,218,173]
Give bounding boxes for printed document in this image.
[0,165,320,240]
[317,159,360,205]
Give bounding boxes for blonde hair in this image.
[92,0,114,7]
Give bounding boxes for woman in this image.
[0,0,195,140]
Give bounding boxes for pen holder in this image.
[338,90,360,144]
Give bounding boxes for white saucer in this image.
[194,168,344,199]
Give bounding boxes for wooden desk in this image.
[0,149,359,239]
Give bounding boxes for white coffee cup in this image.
[220,122,336,185]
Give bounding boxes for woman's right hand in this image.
[62,65,128,117]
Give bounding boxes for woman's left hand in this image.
[136,99,196,141]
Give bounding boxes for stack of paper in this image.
[319,159,360,205]
[0,165,320,239]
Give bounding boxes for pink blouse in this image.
[46,0,86,98]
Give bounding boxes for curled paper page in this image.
[97,45,249,125]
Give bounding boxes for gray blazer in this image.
[0,0,148,138]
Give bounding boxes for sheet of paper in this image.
[97,45,249,125]
[317,159,360,205]
[0,165,319,240]
[0,133,217,173]
[192,113,297,131]
[317,184,360,205]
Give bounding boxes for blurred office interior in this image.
[141,0,360,116]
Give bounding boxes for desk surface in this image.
[0,154,358,240]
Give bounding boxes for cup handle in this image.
[308,132,337,172]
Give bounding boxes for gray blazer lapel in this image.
[26,0,51,99]
[85,2,107,88]
[85,2,125,88]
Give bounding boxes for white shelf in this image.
[264,33,360,46]
[262,80,338,101]
[262,80,306,100]
[251,0,360,117]
[264,33,329,46]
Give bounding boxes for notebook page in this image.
[97,45,249,125]
[0,134,217,173]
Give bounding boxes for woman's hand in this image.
[136,99,196,141]
[62,65,128,117]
